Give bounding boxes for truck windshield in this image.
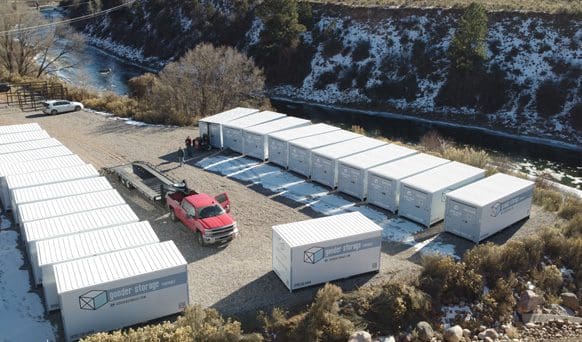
[198,204,225,218]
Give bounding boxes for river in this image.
[42,8,582,189]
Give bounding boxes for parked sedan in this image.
[42,100,84,115]
[0,83,10,92]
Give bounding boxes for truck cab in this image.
[166,191,237,245]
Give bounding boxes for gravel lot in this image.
[0,106,558,327]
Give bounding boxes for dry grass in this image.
[309,0,582,14]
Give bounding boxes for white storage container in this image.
[0,145,73,165]
[0,123,42,135]
[11,177,111,218]
[444,173,534,243]
[242,117,311,161]
[0,138,62,155]
[23,205,139,270]
[337,144,418,200]
[399,162,486,227]
[267,123,340,168]
[311,137,386,188]
[367,153,450,212]
[198,107,259,148]
[55,241,188,342]
[17,189,126,233]
[0,155,85,209]
[272,212,382,291]
[6,164,100,213]
[288,130,361,177]
[0,130,50,145]
[38,221,160,310]
[222,111,286,153]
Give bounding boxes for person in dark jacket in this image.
[178,147,185,166]
[185,136,193,157]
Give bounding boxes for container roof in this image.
[368,153,450,180]
[401,161,485,193]
[24,204,139,242]
[54,241,186,294]
[0,155,84,177]
[199,107,259,124]
[446,173,535,206]
[6,164,99,189]
[0,138,61,155]
[0,123,42,135]
[0,130,50,145]
[339,143,417,169]
[244,116,311,135]
[273,211,382,247]
[312,136,386,159]
[290,130,362,149]
[37,221,159,266]
[267,123,340,142]
[222,111,286,129]
[0,145,73,164]
[12,176,112,205]
[18,189,125,223]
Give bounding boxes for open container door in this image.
[214,193,230,213]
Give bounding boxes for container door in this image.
[445,199,479,242]
[223,128,241,152]
[268,138,287,167]
[311,155,335,187]
[368,175,396,211]
[209,124,221,148]
[289,146,309,176]
[244,133,263,159]
[339,164,362,199]
[400,186,430,226]
[214,192,231,213]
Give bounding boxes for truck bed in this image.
[109,161,180,202]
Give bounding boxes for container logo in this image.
[304,247,324,264]
[490,190,533,217]
[79,290,108,310]
[303,238,381,265]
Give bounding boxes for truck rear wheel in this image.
[170,208,178,222]
[196,231,207,247]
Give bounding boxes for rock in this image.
[561,292,579,311]
[414,321,434,342]
[348,331,372,342]
[484,337,493,342]
[462,328,471,338]
[525,322,537,329]
[479,325,487,332]
[484,328,499,340]
[478,332,486,340]
[444,325,463,342]
[378,336,396,342]
[517,290,544,314]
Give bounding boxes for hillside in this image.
[64,1,582,145]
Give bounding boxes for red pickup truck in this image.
[166,191,238,246]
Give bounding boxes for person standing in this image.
[178,147,185,166]
[185,136,193,157]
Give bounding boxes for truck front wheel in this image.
[197,231,207,247]
[170,208,178,222]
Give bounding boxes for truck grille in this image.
[206,225,235,240]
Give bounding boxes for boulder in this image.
[414,321,434,342]
[484,328,499,340]
[348,331,372,342]
[462,328,471,339]
[377,336,396,342]
[444,325,463,342]
[561,292,579,312]
[517,290,544,314]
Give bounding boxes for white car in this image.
[42,100,84,115]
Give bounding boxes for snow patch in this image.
[441,305,473,329]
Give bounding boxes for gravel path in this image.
[0,107,558,326]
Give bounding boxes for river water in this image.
[43,8,582,189]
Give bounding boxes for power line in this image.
[0,0,137,34]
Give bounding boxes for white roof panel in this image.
[244,116,311,135]
[0,155,84,177]
[37,221,159,266]
[6,164,99,190]
[268,123,340,142]
[12,176,112,205]
[339,143,417,169]
[199,107,259,124]
[446,173,534,207]
[368,153,450,180]
[18,189,125,223]
[55,241,186,294]
[0,145,73,164]
[312,136,386,159]
[290,129,361,149]
[0,123,42,135]
[401,161,485,193]
[0,138,61,155]
[24,204,139,242]
[0,130,51,145]
[222,111,286,129]
[273,212,382,248]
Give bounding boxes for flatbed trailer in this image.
[108,161,184,202]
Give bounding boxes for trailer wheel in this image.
[170,209,178,222]
[196,231,207,247]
